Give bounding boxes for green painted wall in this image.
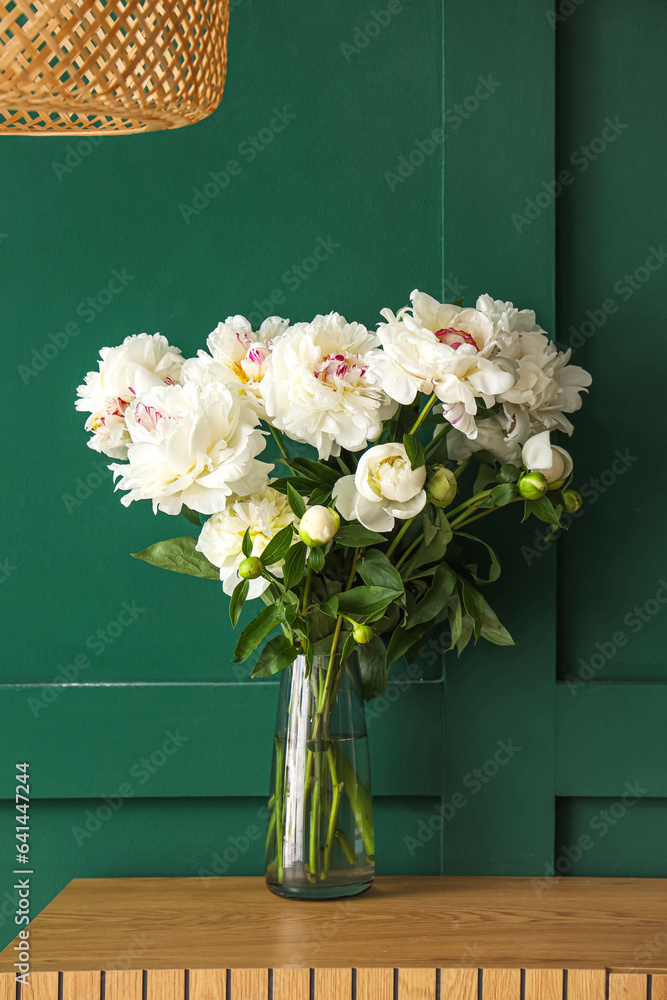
[1,0,665,951]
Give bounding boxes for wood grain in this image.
[62,971,101,999]
[482,969,521,1000]
[356,968,393,1000]
[567,969,607,999]
[397,968,437,999]
[274,968,309,1000]
[145,970,184,998]
[105,970,143,1000]
[0,975,13,1000]
[21,972,60,999]
[1,877,667,975]
[524,969,562,1000]
[609,974,649,998]
[653,976,667,1000]
[189,968,227,1000]
[314,968,352,999]
[439,968,477,999]
[230,969,268,1000]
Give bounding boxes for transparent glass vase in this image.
[265,652,374,900]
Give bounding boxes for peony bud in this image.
[353,624,374,644]
[563,489,582,513]
[238,556,263,579]
[518,471,548,500]
[298,505,340,548]
[426,465,457,507]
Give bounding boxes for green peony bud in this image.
[298,505,340,547]
[238,556,263,579]
[352,624,374,644]
[518,471,548,500]
[426,465,457,507]
[562,489,582,513]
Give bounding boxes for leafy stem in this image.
[408,392,438,436]
[386,517,415,558]
[269,424,290,460]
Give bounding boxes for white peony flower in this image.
[522,431,573,485]
[332,443,426,532]
[75,333,184,459]
[260,312,397,460]
[196,485,297,599]
[447,414,523,467]
[182,314,288,418]
[367,290,515,439]
[109,381,272,515]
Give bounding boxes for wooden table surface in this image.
[1,875,666,976]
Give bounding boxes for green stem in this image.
[454,458,470,479]
[334,745,374,859]
[269,424,290,460]
[408,392,438,436]
[395,531,424,571]
[335,826,358,865]
[425,421,451,457]
[309,752,321,880]
[452,497,521,531]
[386,517,415,559]
[265,806,276,856]
[274,737,285,882]
[321,749,344,880]
[446,488,493,522]
[302,563,312,614]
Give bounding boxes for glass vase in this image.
[265,652,374,900]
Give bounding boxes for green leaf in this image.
[447,586,463,649]
[308,486,332,506]
[406,561,457,627]
[489,482,519,507]
[498,463,522,484]
[229,579,249,628]
[461,582,514,647]
[358,548,404,593]
[241,528,253,558]
[455,532,501,585]
[322,586,404,620]
[357,637,388,700]
[405,509,452,574]
[422,505,438,546]
[288,458,340,487]
[472,463,497,494]
[286,483,306,519]
[283,542,307,591]
[335,523,386,547]
[259,525,295,566]
[341,631,357,664]
[525,495,561,527]
[386,618,431,668]
[233,603,283,662]
[250,635,298,678]
[461,582,486,640]
[456,614,475,656]
[308,545,326,573]
[403,433,426,470]
[131,536,219,580]
[181,506,201,527]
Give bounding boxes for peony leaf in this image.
[335,523,386,547]
[454,532,501,585]
[308,545,326,573]
[403,433,426,470]
[489,482,519,507]
[286,483,306,519]
[241,528,253,557]
[406,561,457,627]
[229,578,249,628]
[259,525,295,567]
[357,637,389,700]
[358,549,404,594]
[233,603,284,663]
[523,495,561,527]
[250,635,298,678]
[498,463,522,484]
[283,541,307,591]
[181,506,201,527]
[131,536,219,580]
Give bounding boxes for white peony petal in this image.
[331,476,359,520]
[354,495,395,532]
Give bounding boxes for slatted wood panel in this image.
[230,969,269,1000]
[314,969,352,999]
[273,968,309,1000]
[106,969,143,1000]
[397,968,437,999]
[653,976,667,1000]
[609,974,649,999]
[62,971,101,999]
[189,969,227,1000]
[0,975,11,1000]
[21,972,60,999]
[146,970,185,998]
[568,969,607,1000]
[356,968,393,1000]
[482,969,522,1000]
[524,969,562,1000]
[439,969,477,999]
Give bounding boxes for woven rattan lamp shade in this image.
[0,0,229,134]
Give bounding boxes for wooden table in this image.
[0,876,666,998]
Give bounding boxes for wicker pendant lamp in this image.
[0,0,229,134]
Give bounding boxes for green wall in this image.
[1,0,666,951]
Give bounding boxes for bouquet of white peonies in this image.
[75,290,591,683]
